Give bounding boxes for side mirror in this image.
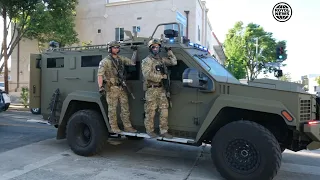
[182,68,207,89]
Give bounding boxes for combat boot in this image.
[124,126,138,133]
[147,132,158,138]
[111,125,122,134]
[161,132,173,139]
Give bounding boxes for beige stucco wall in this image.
[9,38,38,92]
[8,0,224,92]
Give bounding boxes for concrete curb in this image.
[8,108,30,111]
[8,105,30,111]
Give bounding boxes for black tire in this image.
[281,146,286,153]
[3,104,9,111]
[211,120,282,180]
[66,109,108,156]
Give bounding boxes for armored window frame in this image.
[47,57,64,68]
[81,55,102,67]
[167,59,189,81]
[125,61,140,80]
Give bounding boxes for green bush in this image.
[20,87,29,108]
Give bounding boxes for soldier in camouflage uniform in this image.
[97,41,138,133]
[141,38,177,139]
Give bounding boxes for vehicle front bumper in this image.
[304,121,320,150]
[304,120,320,141]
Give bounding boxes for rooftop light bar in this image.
[187,42,208,52]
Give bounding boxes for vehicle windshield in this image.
[192,53,241,84]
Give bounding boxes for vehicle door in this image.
[29,54,42,110]
[166,52,198,134]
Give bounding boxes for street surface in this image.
[1,110,320,180]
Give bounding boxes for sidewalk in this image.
[8,103,30,111]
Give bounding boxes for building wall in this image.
[75,0,209,45]
[306,74,320,94]
[10,38,38,91]
[9,0,225,92]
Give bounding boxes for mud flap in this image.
[307,141,320,150]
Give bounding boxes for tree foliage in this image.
[0,0,79,92]
[223,21,288,81]
[23,0,79,52]
[315,76,320,86]
[279,72,291,82]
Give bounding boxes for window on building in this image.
[198,25,200,41]
[133,26,140,33]
[81,55,102,67]
[115,27,124,41]
[47,57,64,68]
[167,60,189,81]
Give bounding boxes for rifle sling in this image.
[110,56,123,82]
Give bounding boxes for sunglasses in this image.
[151,46,159,49]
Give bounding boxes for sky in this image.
[205,0,320,81]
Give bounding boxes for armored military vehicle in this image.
[29,22,320,180]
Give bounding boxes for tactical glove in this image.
[164,46,171,52]
[99,87,106,96]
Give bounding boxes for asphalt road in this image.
[0,111,56,154]
[1,110,320,180]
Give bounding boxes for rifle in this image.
[110,57,135,99]
[156,63,172,108]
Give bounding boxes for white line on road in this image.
[0,150,70,180]
[281,162,320,176]
[27,119,51,125]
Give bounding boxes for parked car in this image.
[0,92,4,112]
[0,89,11,111]
[0,82,4,91]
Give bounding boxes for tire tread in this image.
[211,120,282,180]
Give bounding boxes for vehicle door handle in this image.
[64,77,79,79]
[190,101,203,104]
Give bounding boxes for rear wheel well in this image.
[202,107,293,147]
[57,100,105,139]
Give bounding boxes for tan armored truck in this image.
[29,22,320,180]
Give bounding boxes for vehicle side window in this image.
[81,55,102,67]
[47,57,64,68]
[36,58,41,69]
[125,61,140,80]
[167,60,189,81]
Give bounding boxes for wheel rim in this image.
[224,138,261,174]
[74,123,92,147]
[32,108,39,112]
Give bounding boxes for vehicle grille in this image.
[300,99,311,121]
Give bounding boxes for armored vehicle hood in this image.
[247,78,307,93]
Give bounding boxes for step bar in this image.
[114,132,195,144]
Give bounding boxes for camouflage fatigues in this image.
[141,50,177,136]
[97,54,137,133]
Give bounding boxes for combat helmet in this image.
[108,41,121,47]
[148,38,161,48]
[108,41,121,53]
